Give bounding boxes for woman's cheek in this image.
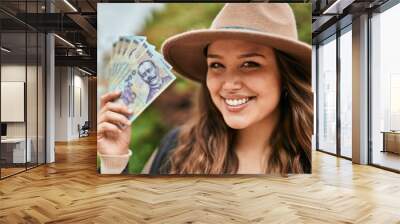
[265,86,281,112]
[252,77,281,110]
[206,73,221,96]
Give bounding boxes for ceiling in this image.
[1,0,316,74]
[0,0,100,74]
[312,0,391,44]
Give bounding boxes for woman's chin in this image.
[223,117,251,130]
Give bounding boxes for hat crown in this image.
[211,3,298,40]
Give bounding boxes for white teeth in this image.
[225,97,250,106]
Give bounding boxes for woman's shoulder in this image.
[149,127,180,174]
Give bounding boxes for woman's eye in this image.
[242,61,260,68]
[208,62,224,69]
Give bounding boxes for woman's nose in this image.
[222,72,242,91]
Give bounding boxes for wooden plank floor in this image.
[1,167,26,178]
[1,135,400,224]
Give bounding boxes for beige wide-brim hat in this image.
[161,3,311,82]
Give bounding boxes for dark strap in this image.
[149,127,180,175]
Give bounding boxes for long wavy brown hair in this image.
[166,50,313,175]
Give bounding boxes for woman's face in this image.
[206,39,282,129]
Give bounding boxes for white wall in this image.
[72,73,89,138]
[1,64,46,164]
[1,65,39,138]
[54,67,89,141]
[55,66,68,141]
[1,65,26,140]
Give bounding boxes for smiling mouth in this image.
[223,96,256,107]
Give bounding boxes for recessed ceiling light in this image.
[322,0,354,15]
[1,47,11,53]
[63,0,78,12]
[77,67,93,76]
[54,34,75,48]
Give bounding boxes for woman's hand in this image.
[97,90,133,155]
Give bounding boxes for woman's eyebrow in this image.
[206,54,222,58]
[206,52,266,58]
[238,53,266,58]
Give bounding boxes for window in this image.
[0,1,47,179]
[339,28,352,158]
[317,36,337,154]
[370,2,400,171]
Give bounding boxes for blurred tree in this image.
[129,107,165,173]
[290,3,312,44]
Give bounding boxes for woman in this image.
[97,3,312,175]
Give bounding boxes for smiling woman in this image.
[206,40,282,130]
[97,3,312,175]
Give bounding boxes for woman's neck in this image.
[234,108,279,172]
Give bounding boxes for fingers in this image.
[98,122,121,137]
[101,101,132,118]
[99,110,130,128]
[100,90,121,108]
[98,91,133,137]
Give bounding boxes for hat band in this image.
[218,26,260,32]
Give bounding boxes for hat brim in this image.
[161,29,311,83]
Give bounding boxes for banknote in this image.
[107,36,148,90]
[106,36,146,86]
[103,36,176,123]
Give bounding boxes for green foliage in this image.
[128,107,167,173]
[142,3,224,50]
[290,3,312,44]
